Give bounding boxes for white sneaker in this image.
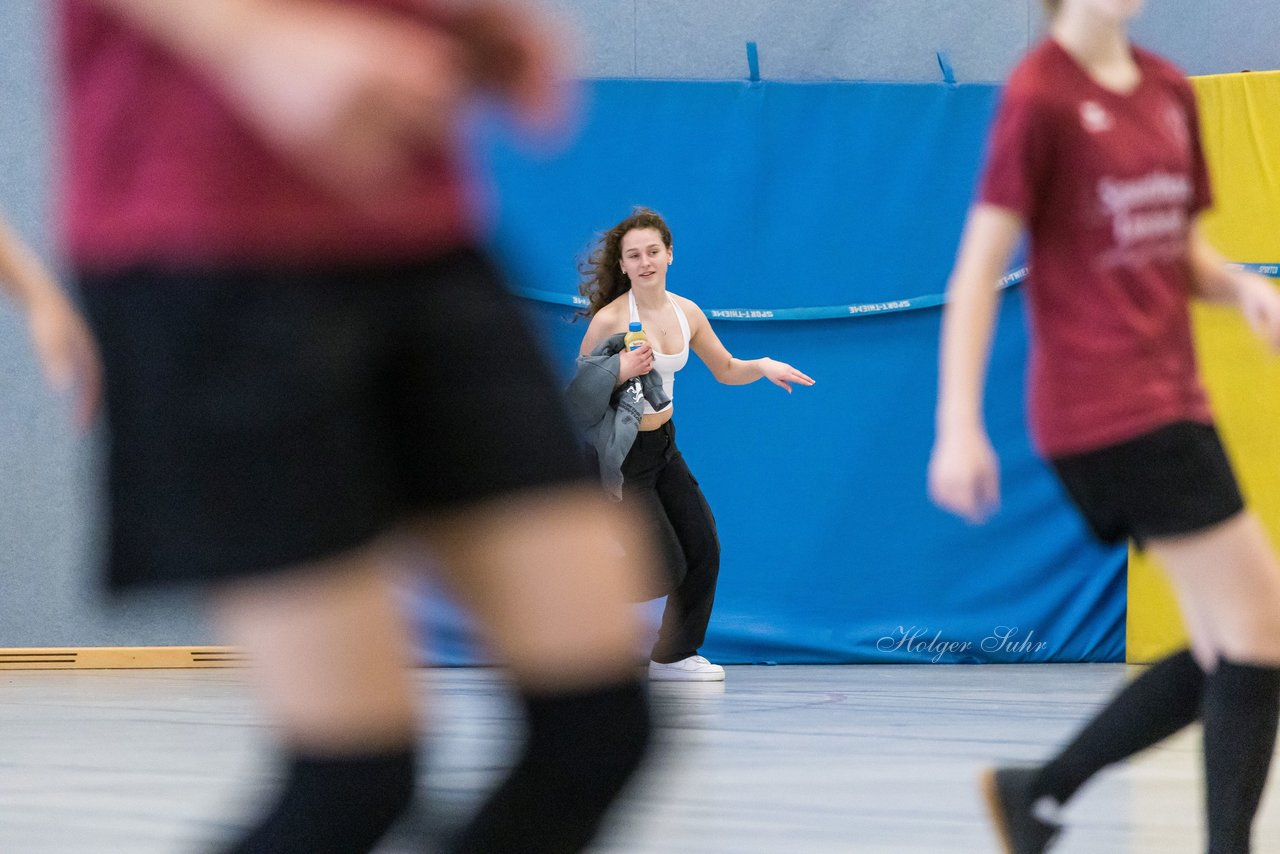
[648,655,725,682]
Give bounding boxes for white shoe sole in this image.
[647,666,726,682]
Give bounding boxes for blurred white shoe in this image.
[648,655,725,682]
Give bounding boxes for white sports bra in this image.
[628,290,690,415]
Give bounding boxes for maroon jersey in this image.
[58,0,479,272]
[979,39,1213,456]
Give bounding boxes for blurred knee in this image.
[1217,611,1280,665]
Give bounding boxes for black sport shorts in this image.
[82,247,590,591]
[1049,420,1245,548]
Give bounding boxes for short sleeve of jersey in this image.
[977,76,1054,222]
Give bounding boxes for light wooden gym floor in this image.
[2,664,1277,853]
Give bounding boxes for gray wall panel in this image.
[634,0,1031,81]
[534,0,639,77]
[1131,0,1280,77]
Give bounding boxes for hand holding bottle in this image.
[617,336,653,384]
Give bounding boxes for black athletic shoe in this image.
[981,767,1061,854]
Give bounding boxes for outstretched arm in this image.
[685,300,814,391]
[927,204,1022,523]
[1188,222,1280,349]
[0,217,100,429]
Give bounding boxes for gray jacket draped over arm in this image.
[564,333,671,499]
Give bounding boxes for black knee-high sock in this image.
[222,746,416,854]
[1034,649,1205,806]
[447,676,651,854]
[1202,659,1280,854]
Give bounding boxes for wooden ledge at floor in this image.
[0,647,247,670]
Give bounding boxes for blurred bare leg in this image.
[209,547,420,853]
[418,484,655,853]
[992,513,1280,854]
[1151,513,1280,854]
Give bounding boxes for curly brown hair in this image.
[578,207,673,317]
[1043,0,1061,14]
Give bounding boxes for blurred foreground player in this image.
[61,1,655,851]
